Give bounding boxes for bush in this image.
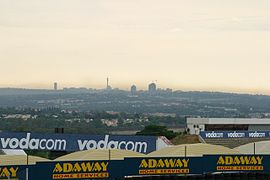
[136,125,178,139]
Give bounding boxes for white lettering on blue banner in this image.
[0,133,154,153]
[201,131,270,139]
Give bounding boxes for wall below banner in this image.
[126,173,270,180]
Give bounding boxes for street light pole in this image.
[26,153,29,180]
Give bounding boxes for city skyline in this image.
[1,0,270,94]
[0,80,269,96]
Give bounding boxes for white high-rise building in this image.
[54,82,58,90]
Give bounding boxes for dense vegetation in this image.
[0,107,185,134]
[1,88,270,118]
[136,125,180,139]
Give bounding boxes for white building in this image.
[187,118,270,135]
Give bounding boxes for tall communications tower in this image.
[106,77,112,90]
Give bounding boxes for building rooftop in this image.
[187,118,270,125]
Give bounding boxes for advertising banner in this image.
[31,160,123,180]
[124,157,203,176]
[204,155,270,173]
[0,132,156,153]
[5,155,270,179]
[0,165,27,180]
[200,131,270,139]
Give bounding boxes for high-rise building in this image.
[148,83,156,94]
[106,77,112,90]
[54,82,58,91]
[131,85,137,94]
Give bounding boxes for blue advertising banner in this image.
[6,155,270,179]
[124,157,203,176]
[200,131,270,139]
[0,165,27,180]
[30,160,123,180]
[203,155,270,173]
[0,132,156,153]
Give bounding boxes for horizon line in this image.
[0,86,269,96]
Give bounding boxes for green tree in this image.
[136,125,178,139]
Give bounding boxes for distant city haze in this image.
[1,0,270,94]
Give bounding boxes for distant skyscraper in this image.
[148,83,157,94]
[131,85,137,94]
[106,77,112,90]
[54,82,58,91]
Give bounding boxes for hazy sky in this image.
[1,0,270,94]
